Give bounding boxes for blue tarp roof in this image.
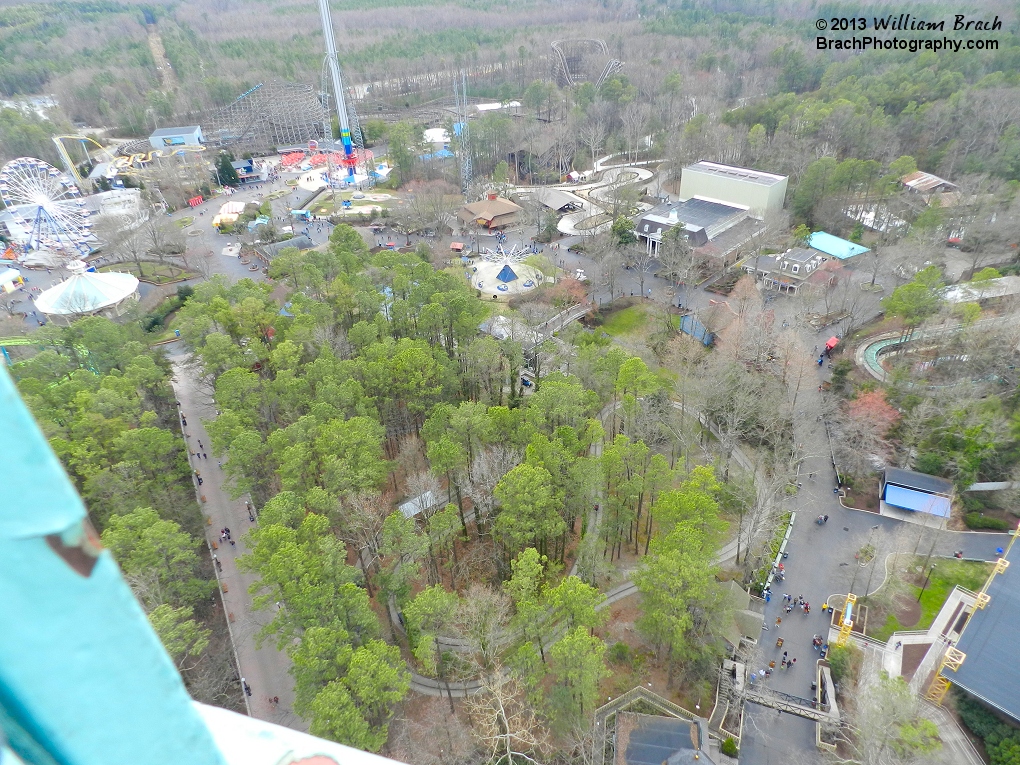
[679,314,714,346]
[808,231,870,260]
[496,264,518,283]
[419,148,454,161]
[883,484,952,517]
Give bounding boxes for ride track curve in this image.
[855,315,1016,384]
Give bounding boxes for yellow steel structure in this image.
[51,134,206,192]
[51,135,117,191]
[925,532,1017,705]
[835,593,856,647]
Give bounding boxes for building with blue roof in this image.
[808,231,870,260]
[678,314,714,346]
[880,467,954,520]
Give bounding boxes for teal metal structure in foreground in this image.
[0,363,226,765]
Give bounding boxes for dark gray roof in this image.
[638,198,745,232]
[260,235,315,259]
[884,467,954,496]
[944,546,1020,722]
[751,255,779,272]
[622,714,714,765]
[149,126,201,137]
[784,247,818,263]
[535,188,581,211]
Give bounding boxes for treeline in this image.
[170,224,740,752]
[11,316,240,708]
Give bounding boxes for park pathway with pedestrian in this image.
[740,342,1011,762]
[169,350,306,731]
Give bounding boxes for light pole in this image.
[850,525,880,595]
[918,563,936,603]
[863,524,884,597]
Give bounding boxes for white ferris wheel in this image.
[0,157,92,257]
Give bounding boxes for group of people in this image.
[176,402,285,709]
[781,593,811,615]
[751,653,797,684]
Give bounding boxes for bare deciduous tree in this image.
[465,671,553,765]
[391,701,479,765]
[465,445,521,537]
[337,490,394,590]
[457,583,511,670]
[577,113,607,172]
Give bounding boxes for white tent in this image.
[0,267,22,292]
[35,262,139,324]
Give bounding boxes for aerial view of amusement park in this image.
[2,2,1020,765]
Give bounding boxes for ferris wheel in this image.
[0,157,92,257]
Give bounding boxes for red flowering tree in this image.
[834,390,901,479]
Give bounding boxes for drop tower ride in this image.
[317,0,359,178]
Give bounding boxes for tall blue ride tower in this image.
[317,0,359,178]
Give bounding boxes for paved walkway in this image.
[169,352,305,730]
[738,344,1011,761]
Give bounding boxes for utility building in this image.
[148,126,204,149]
[880,467,954,522]
[679,161,788,220]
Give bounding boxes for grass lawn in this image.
[869,558,992,641]
[175,216,194,228]
[99,262,197,284]
[601,305,647,337]
[148,328,180,344]
[917,559,991,621]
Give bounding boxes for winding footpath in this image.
[403,399,747,697]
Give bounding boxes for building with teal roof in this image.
[807,231,870,260]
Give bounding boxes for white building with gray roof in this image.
[679,161,788,220]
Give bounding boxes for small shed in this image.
[678,314,714,346]
[398,490,440,519]
[881,467,954,518]
[258,235,315,260]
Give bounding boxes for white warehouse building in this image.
[148,125,204,149]
[679,161,788,220]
